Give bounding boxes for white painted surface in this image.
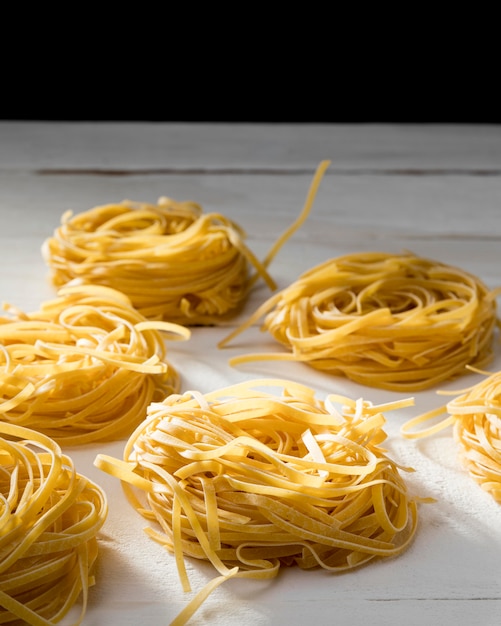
[0,122,500,626]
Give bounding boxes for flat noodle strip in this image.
[41,162,330,325]
[402,368,501,502]
[0,284,189,445]
[94,378,421,625]
[219,252,501,391]
[0,422,108,625]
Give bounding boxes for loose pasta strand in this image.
[248,159,332,287]
[95,378,421,625]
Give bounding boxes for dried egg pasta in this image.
[42,161,330,325]
[220,252,500,391]
[0,284,189,445]
[402,368,501,502]
[95,378,420,625]
[0,422,108,625]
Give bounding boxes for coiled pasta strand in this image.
[0,284,189,445]
[220,252,500,391]
[95,378,421,625]
[42,161,330,325]
[402,368,501,502]
[0,422,108,625]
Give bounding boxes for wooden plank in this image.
[1,122,501,170]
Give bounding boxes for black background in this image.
[2,27,498,125]
[1,50,496,125]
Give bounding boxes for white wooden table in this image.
[1,122,500,625]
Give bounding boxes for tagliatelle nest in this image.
[220,251,500,391]
[0,422,108,626]
[0,284,189,445]
[41,162,330,325]
[95,378,421,626]
[402,368,501,502]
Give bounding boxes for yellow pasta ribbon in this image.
[0,284,189,445]
[0,422,108,625]
[95,378,421,625]
[42,161,331,325]
[402,367,501,502]
[219,252,500,391]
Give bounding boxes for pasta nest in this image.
[402,369,501,502]
[0,284,189,445]
[221,251,499,391]
[41,197,277,325]
[96,379,419,624]
[0,422,108,625]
